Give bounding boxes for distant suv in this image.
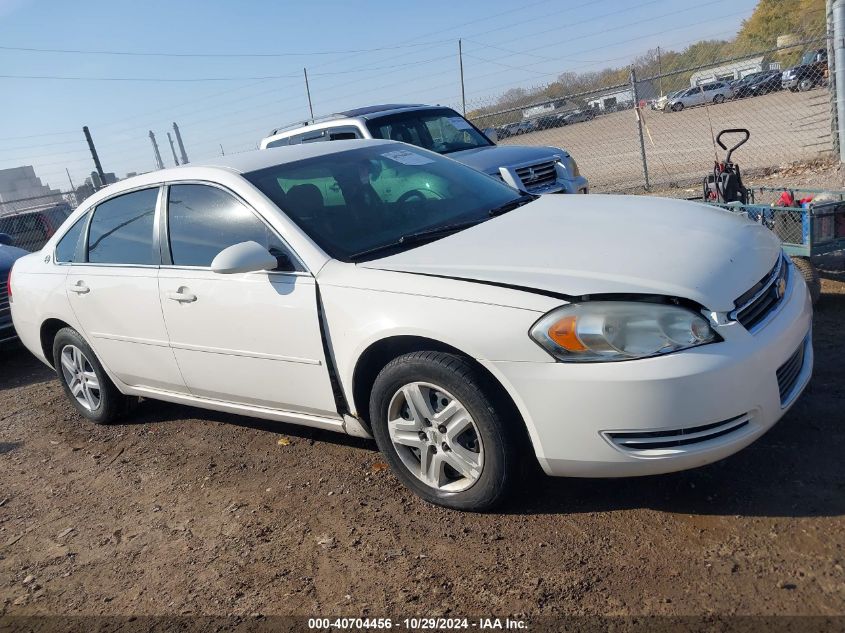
[782,49,828,92]
[260,104,588,195]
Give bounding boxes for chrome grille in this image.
[605,414,751,453]
[732,256,787,331]
[514,161,557,191]
[777,340,806,405]
[0,281,10,330]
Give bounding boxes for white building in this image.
[587,87,636,112]
[689,56,780,86]
[0,166,63,214]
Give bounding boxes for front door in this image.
[66,187,187,392]
[157,183,338,417]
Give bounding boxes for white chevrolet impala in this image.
[9,140,812,511]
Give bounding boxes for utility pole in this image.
[459,39,467,116]
[82,126,106,188]
[149,130,164,170]
[657,46,663,97]
[172,122,189,164]
[304,67,314,120]
[65,168,76,192]
[166,132,180,166]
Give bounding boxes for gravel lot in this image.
[499,89,833,192]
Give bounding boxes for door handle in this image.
[167,288,197,303]
[69,281,90,294]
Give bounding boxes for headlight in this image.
[558,153,580,178]
[529,301,718,362]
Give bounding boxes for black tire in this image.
[671,102,684,112]
[791,256,821,305]
[789,87,799,93]
[798,78,814,92]
[713,94,725,104]
[369,351,518,512]
[52,327,130,424]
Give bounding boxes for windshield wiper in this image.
[348,219,485,262]
[488,193,537,217]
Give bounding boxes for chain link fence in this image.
[0,191,77,252]
[466,16,833,193]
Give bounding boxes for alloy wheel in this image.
[387,382,484,493]
[60,345,101,411]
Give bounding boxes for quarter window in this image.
[167,184,297,271]
[87,188,158,265]
[55,213,88,263]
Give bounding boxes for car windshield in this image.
[245,144,526,262]
[365,108,493,155]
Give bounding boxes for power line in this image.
[0,39,454,58]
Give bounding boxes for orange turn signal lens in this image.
[547,316,587,352]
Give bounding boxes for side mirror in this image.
[482,127,498,143]
[211,241,277,274]
[0,233,13,247]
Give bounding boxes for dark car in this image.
[0,236,27,344]
[782,49,828,92]
[733,70,782,98]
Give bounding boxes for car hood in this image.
[448,144,568,174]
[359,195,781,312]
[0,245,27,276]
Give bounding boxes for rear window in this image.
[55,213,88,263]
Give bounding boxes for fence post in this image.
[630,67,650,191]
[833,0,845,168]
[828,0,839,160]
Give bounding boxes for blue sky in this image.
[0,0,759,191]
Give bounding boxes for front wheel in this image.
[713,94,725,104]
[791,256,821,305]
[52,327,131,424]
[798,78,814,92]
[671,102,684,112]
[369,352,518,511]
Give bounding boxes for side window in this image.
[167,184,298,271]
[55,213,88,263]
[87,188,158,265]
[288,130,328,145]
[328,126,361,141]
[266,137,290,148]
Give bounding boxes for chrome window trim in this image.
[160,179,310,275]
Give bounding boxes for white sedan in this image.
[9,139,812,511]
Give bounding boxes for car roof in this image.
[337,103,431,118]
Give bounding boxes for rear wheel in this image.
[713,94,725,104]
[52,327,131,424]
[369,352,518,511]
[791,256,821,305]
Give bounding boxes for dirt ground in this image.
[2,170,845,626]
[498,88,832,193]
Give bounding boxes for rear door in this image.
[66,186,186,392]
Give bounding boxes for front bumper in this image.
[782,78,799,89]
[483,264,813,477]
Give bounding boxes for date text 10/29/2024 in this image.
[307,617,528,630]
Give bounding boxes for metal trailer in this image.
[709,186,845,304]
